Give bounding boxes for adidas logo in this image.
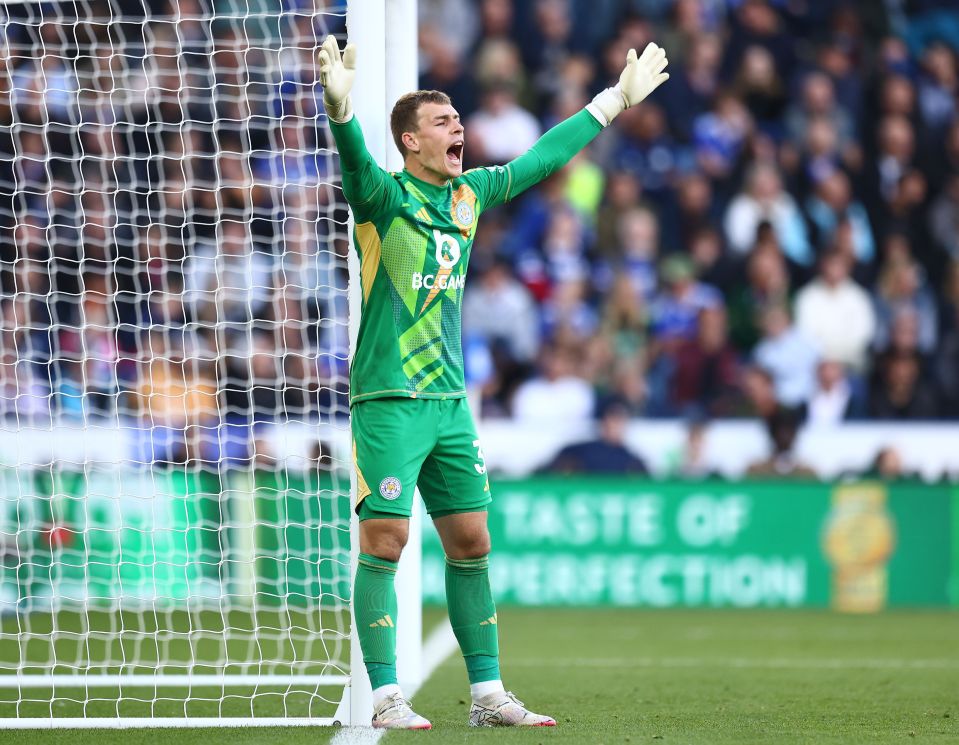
[369,614,395,628]
[479,614,497,626]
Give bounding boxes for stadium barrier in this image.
[2,469,956,612]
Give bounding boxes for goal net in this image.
[0,0,415,728]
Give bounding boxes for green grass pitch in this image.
[3,607,957,744]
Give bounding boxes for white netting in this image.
[0,0,353,724]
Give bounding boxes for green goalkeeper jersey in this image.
[329,109,602,405]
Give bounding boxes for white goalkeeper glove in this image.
[318,34,356,123]
[587,42,669,127]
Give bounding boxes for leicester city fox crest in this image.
[454,199,474,227]
[379,476,402,500]
[451,184,477,235]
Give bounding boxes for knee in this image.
[449,532,491,560]
[360,521,409,563]
[371,540,405,564]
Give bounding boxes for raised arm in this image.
[318,36,399,221]
[466,43,670,209]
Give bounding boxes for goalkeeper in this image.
[319,35,668,730]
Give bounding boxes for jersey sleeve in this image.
[328,115,402,222]
[463,108,604,210]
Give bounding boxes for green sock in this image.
[355,553,398,689]
[445,556,501,684]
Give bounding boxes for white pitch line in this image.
[505,656,959,671]
[330,616,459,745]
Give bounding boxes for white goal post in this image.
[340,0,423,728]
[0,0,419,729]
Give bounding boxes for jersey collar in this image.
[402,168,453,198]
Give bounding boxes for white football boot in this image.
[468,691,556,727]
[371,692,432,730]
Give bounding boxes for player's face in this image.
[409,102,465,180]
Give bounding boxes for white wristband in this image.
[586,86,627,127]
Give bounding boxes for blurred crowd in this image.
[0,0,352,450]
[1,0,959,450]
[428,0,959,425]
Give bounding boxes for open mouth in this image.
[446,141,463,167]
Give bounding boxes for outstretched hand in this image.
[587,42,669,127]
[618,42,670,107]
[318,34,356,123]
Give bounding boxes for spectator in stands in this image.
[671,306,740,417]
[133,331,220,464]
[693,91,752,182]
[869,350,939,419]
[806,360,866,427]
[724,161,812,265]
[465,78,540,164]
[541,396,648,475]
[688,226,736,292]
[418,24,479,117]
[182,219,275,327]
[928,120,959,198]
[805,171,875,265]
[928,174,959,263]
[650,254,722,344]
[784,72,856,162]
[661,32,722,142]
[671,416,716,479]
[917,42,957,136]
[728,238,791,351]
[419,0,479,61]
[866,116,928,251]
[794,249,875,372]
[539,206,591,288]
[541,278,598,343]
[670,172,720,253]
[873,257,938,355]
[879,74,919,122]
[646,255,722,414]
[607,103,682,200]
[795,118,860,200]
[741,365,778,419]
[511,343,594,429]
[523,0,576,107]
[57,278,128,419]
[595,170,646,259]
[745,406,817,480]
[731,45,787,136]
[724,0,798,83]
[599,274,648,368]
[610,206,659,301]
[475,0,514,44]
[464,257,540,365]
[0,297,50,423]
[753,303,818,409]
[660,0,715,65]
[862,446,916,481]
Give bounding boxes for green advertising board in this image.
[2,469,955,611]
[0,467,223,608]
[0,467,352,611]
[422,479,957,609]
[252,469,352,607]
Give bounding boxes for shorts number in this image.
[472,439,487,475]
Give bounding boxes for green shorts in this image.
[352,397,491,520]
